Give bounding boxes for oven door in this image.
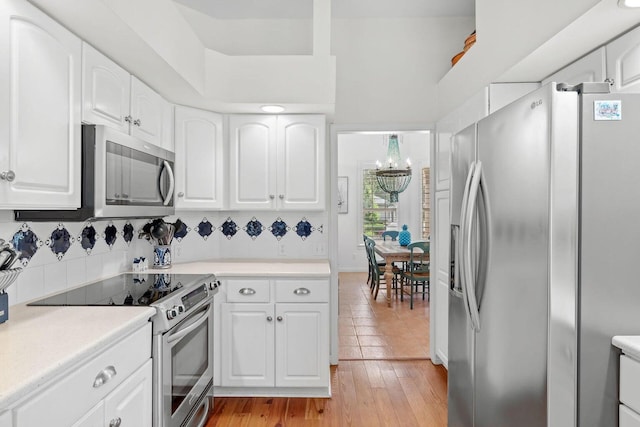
[161,301,213,427]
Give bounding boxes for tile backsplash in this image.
[1,211,328,306]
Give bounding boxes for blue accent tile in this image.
[79,225,97,254]
[12,224,42,266]
[196,218,214,240]
[243,217,264,240]
[122,223,134,245]
[104,224,118,248]
[47,224,73,260]
[220,218,238,240]
[294,218,314,240]
[174,219,189,242]
[269,218,289,240]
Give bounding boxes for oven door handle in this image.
[167,304,212,344]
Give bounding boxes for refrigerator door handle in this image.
[458,162,476,324]
[450,225,464,298]
[464,160,482,332]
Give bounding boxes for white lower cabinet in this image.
[219,278,330,396]
[620,354,640,426]
[12,323,152,427]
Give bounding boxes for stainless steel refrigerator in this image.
[448,82,640,427]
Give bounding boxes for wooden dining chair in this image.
[364,237,387,299]
[381,230,399,241]
[399,241,430,309]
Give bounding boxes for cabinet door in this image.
[228,115,278,210]
[606,26,640,93]
[0,0,81,209]
[174,106,224,209]
[221,303,275,387]
[104,359,152,427]
[81,42,131,133]
[543,47,606,87]
[70,402,104,427]
[275,303,329,388]
[130,76,163,146]
[276,115,326,210]
[161,99,175,152]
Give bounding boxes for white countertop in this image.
[613,336,640,360]
[147,259,331,278]
[0,304,155,409]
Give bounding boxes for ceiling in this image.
[173,0,475,19]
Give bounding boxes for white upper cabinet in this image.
[606,26,640,93]
[229,114,326,211]
[542,47,606,87]
[82,42,130,134]
[0,0,81,209]
[82,42,172,150]
[174,106,224,210]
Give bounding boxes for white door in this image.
[104,359,152,427]
[221,303,275,387]
[228,115,277,210]
[607,26,640,93]
[174,106,224,210]
[81,42,130,133]
[542,47,606,87]
[434,190,450,366]
[0,0,81,209]
[70,402,104,427]
[276,115,325,210]
[130,76,163,146]
[275,303,329,388]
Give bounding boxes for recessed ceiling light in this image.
[619,0,640,7]
[261,105,285,113]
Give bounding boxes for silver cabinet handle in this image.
[239,287,256,296]
[133,119,141,126]
[177,191,185,197]
[121,193,129,199]
[293,287,311,295]
[279,194,284,199]
[109,417,122,427]
[0,170,15,182]
[93,365,117,388]
[269,194,275,200]
[267,316,273,322]
[124,115,133,123]
[114,193,121,198]
[277,316,283,322]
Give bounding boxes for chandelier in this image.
[375,134,412,203]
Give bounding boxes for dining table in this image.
[374,241,428,307]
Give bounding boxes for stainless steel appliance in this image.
[448,82,640,427]
[30,272,220,427]
[15,124,175,221]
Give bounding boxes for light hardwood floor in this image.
[206,272,447,427]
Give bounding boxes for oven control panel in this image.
[165,280,220,321]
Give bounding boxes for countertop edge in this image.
[612,335,640,360]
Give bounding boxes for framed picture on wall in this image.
[337,176,348,214]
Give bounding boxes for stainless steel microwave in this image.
[15,125,175,221]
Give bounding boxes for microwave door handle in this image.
[161,160,175,206]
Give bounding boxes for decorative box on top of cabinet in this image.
[11,323,152,427]
[174,106,225,210]
[218,278,330,397]
[0,0,81,209]
[82,42,173,151]
[228,114,326,211]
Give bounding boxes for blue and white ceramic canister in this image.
[153,245,172,269]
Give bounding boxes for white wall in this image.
[337,132,430,272]
[331,17,474,124]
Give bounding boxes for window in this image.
[362,169,397,239]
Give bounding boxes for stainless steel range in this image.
[30,272,220,427]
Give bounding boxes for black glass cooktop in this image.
[29,273,205,307]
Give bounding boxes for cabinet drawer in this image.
[275,280,329,303]
[14,323,151,426]
[226,280,270,303]
[621,404,640,427]
[621,355,640,414]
